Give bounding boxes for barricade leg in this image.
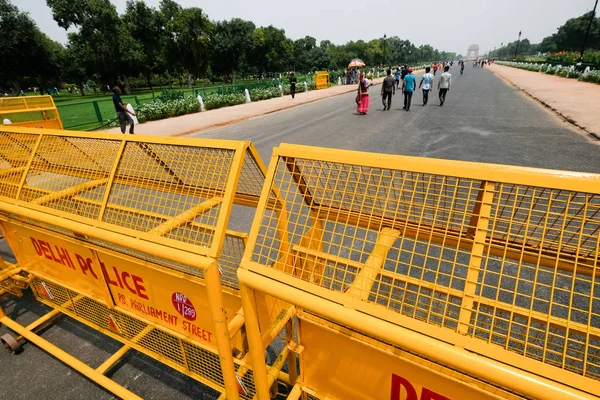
[205,263,240,400]
[0,306,142,400]
[240,283,271,399]
[285,319,297,385]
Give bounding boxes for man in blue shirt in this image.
[402,67,416,111]
[394,69,401,90]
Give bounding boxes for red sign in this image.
[171,292,197,321]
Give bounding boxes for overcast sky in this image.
[17,0,597,55]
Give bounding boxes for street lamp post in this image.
[499,42,503,59]
[383,33,387,66]
[514,31,522,60]
[579,0,599,62]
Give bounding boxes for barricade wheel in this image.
[1,333,22,354]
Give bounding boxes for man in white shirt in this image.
[419,67,434,106]
[438,65,452,106]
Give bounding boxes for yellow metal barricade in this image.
[0,127,288,399]
[240,144,600,399]
[0,96,63,129]
[314,72,329,90]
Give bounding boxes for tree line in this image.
[0,0,456,95]
[489,11,600,59]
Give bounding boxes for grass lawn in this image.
[21,76,317,130]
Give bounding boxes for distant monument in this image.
[466,44,480,59]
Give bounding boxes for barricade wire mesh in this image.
[251,151,600,381]
[30,278,256,398]
[0,130,265,261]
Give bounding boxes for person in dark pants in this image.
[419,67,434,106]
[381,69,395,110]
[112,86,135,134]
[290,72,297,99]
[438,65,452,106]
[402,67,416,111]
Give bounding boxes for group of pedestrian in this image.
[356,64,452,114]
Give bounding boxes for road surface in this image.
[0,65,598,400]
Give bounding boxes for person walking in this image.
[438,65,451,106]
[432,63,438,76]
[112,86,135,134]
[400,64,408,81]
[419,67,434,106]
[381,69,395,110]
[402,67,416,111]
[290,72,297,99]
[356,72,371,114]
[394,68,401,90]
[460,61,465,75]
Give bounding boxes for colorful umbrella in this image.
[348,58,366,68]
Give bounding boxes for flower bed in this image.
[496,61,592,83]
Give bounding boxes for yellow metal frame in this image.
[240,143,600,400]
[314,72,329,90]
[0,128,285,400]
[0,96,63,130]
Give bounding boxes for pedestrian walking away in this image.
[290,72,297,99]
[356,72,371,114]
[112,86,135,134]
[438,65,452,106]
[433,63,438,76]
[419,67,434,106]
[400,65,408,81]
[394,68,401,89]
[402,67,416,111]
[460,61,465,75]
[381,69,395,110]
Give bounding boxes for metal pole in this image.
[383,33,387,66]
[514,31,522,59]
[499,42,503,59]
[579,0,599,62]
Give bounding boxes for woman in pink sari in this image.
[356,72,371,114]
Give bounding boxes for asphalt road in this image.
[1,65,598,400]
[196,66,600,173]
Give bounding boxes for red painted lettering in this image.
[100,261,118,286]
[56,247,75,269]
[31,237,43,256]
[391,374,418,400]
[132,275,148,300]
[100,261,148,300]
[39,240,54,261]
[390,374,451,400]
[122,271,136,294]
[75,255,97,279]
[112,266,124,288]
[50,245,63,264]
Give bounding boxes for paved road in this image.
[1,65,598,400]
[196,66,599,173]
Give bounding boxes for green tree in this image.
[47,0,121,92]
[0,0,62,92]
[250,26,293,74]
[123,0,166,89]
[163,6,214,86]
[553,11,600,52]
[212,18,256,78]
